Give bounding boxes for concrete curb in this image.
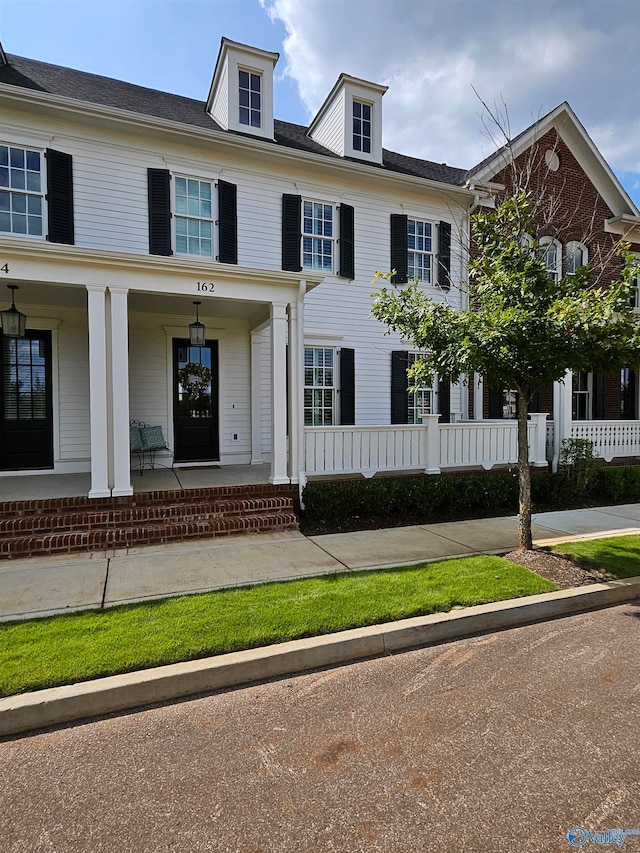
[2,576,640,738]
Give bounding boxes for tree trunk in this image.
[516,386,533,551]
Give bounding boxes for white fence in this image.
[304,414,549,477]
[571,420,640,462]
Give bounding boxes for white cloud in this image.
[262,0,640,186]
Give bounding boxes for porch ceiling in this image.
[2,281,272,327]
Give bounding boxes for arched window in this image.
[566,241,588,275]
[538,237,562,283]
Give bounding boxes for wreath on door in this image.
[178,362,212,400]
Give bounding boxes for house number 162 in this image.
[196,281,215,292]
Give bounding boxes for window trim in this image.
[407,217,435,285]
[304,345,336,426]
[572,371,592,421]
[172,173,215,259]
[352,98,372,155]
[566,241,588,276]
[301,198,335,274]
[539,236,562,282]
[407,352,436,423]
[0,142,46,240]
[238,66,262,130]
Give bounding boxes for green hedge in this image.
[301,466,640,526]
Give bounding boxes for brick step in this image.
[0,496,295,535]
[0,483,299,519]
[0,511,299,559]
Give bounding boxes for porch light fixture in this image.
[1,285,27,338]
[189,301,206,347]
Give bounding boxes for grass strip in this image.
[0,555,555,697]
[552,534,640,578]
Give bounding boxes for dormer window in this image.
[207,38,278,140]
[239,69,261,129]
[308,74,387,164]
[352,100,371,154]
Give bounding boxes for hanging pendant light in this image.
[1,285,27,338]
[189,301,206,347]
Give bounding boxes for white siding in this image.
[210,60,229,129]
[309,90,345,156]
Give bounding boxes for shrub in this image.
[559,438,601,495]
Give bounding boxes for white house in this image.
[1,37,639,507]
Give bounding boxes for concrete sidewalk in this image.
[2,502,640,623]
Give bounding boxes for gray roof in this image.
[0,53,469,187]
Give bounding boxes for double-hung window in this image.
[239,69,261,128]
[302,200,334,272]
[352,100,371,154]
[174,177,213,257]
[0,145,43,237]
[407,219,433,283]
[304,346,335,425]
[407,352,434,423]
[572,371,591,420]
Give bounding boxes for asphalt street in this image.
[2,603,640,852]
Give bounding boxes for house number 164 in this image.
[196,281,215,292]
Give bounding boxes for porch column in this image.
[287,287,305,483]
[109,287,133,496]
[250,327,264,465]
[552,371,573,472]
[269,302,289,485]
[87,285,110,498]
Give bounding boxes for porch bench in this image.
[130,420,174,474]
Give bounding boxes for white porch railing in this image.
[304,413,549,477]
[570,420,640,461]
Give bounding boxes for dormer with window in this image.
[308,74,387,164]
[207,38,278,141]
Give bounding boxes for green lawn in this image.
[552,533,640,578]
[0,555,556,697]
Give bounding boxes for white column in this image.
[269,302,289,484]
[109,287,133,496]
[250,328,264,465]
[87,285,110,498]
[287,287,305,484]
[473,373,484,420]
[422,413,441,474]
[552,372,573,472]
[528,412,550,467]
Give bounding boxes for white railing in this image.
[304,425,426,476]
[304,413,549,477]
[571,420,640,461]
[546,420,555,462]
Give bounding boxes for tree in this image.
[371,189,640,551]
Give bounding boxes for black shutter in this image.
[437,221,451,290]
[623,369,637,419]
[147,168,172,256]
[390,214,408,285]
[338,203,355,279]
[593,372,606,419]
[391,350,409,423]
[528,389,540,413]
[46,149,74,245]
[217,180,237,264]
[488,387,504,419]
[339,348,355,425]
[282,194,302,271]
[438,379,451,423]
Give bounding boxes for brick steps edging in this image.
[0,483,299,519]
[0,497,294,535]
[0,512,299,558]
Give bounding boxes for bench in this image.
[129,420,173,474]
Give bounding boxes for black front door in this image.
[0,330,53,470]
[173,339,219,462]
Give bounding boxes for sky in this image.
[1,0,639,207]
